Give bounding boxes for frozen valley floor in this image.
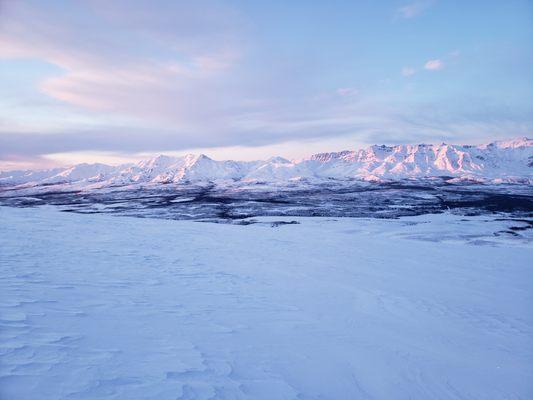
[0,206,532,399]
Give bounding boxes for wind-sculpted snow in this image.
[1,138,531,189]
[1,207,532,399]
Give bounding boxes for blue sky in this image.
[0,0,531,169]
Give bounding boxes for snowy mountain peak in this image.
[266,156,291,164]
[184,153,211,163]
[137,154,178,169]
[482,137,531,149]
[310,150,354,163]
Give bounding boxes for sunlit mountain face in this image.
[1,138,531,187]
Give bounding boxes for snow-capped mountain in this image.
[1,137,531,189]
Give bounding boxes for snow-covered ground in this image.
[1,206,532,399]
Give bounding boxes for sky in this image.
[0,0,531,170]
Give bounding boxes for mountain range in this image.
[1,137,531,190]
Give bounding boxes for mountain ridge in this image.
[1,137,531,188]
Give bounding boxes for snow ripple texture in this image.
[0,206,532,399]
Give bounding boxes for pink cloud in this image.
[424,59,444,71]
[336,87,358,96]
[0,0,243,125]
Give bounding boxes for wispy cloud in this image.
[336,87,358,96]
[396,0,435,19]
[1,1,427,162]
[424,59,444,71]
[0,1,530,168]
[0,1,245,123]
[401,67,416,77]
